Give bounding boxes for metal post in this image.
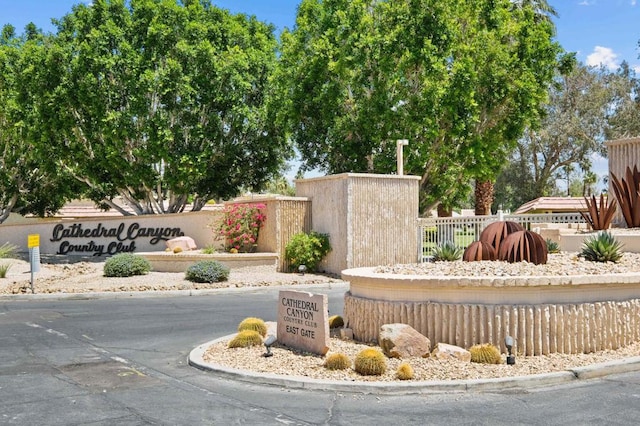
[396,139,408,176]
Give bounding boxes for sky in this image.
[1,0,639,186]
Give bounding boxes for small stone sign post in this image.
[277,290,329,355]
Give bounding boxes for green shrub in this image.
[431,241,462,261]
[201,245,217,254]
[396,362,414,380]
[228,330,263,348]
[284,231,331,272]
[469,344,502,364]
[545,238,560,254]
[580,231,623,263]
[185,260,230,283]
[324,353,351,370]
[0,242,18,259]
[0,262,11,278]
[103,253,151,277]
[238,317,267,337]
[354,348,387,376]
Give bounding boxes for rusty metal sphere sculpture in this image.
[479,221,524,254]
[498,230,548,265]
[462,240,497,262]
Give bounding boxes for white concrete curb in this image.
[188,336,640,395]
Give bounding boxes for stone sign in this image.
[277,290,329,355]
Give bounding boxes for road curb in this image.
[0,281,349,301]
[188,336,640,395]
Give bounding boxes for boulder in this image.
[430,343,471,362]
[378,323,431,358]
[166,236,197,251]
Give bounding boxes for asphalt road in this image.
[2,285,640,425]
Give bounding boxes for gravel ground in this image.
[0,259,342,294]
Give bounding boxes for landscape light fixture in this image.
[505,335,515,365]
[298,264,307,276]
[263,335,277,358]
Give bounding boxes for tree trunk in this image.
[475,180,494,215]
[437,204,452,217]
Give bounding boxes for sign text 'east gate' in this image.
[50,222,184,256]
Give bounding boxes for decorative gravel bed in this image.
[203,335,640,382]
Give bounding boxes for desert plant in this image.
[103,253,151,277]
[185,260,230,283]
[173,246,183,254]
[498,230,548,265]
[354,348,387,376]
[431,241,462,261]
[479,221,524,253]
[0,242,18,258]
[227,330,263,348]
[0,262,11,278]
[462,240,497,262]
[545,238,560,254]
[328,315,344,329]
[469,344,502,364]
[201,245,217,254]
[581,194,617,231]
[216,203,266,252]
[396,362,414,380]
[610,166,640,228]
[324,353,351,370]
[238,317,267,337]
[580,231,624,263]
[284,231,331,272]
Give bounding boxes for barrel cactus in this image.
[396,362,414,380]
[228,330,263,348]
[498,230,548,265]
[324,353,351,370]
[328,315,344,329]
[238,317,267,337]
[469,344,502,364]
[463,240,497,262]
[354,348,387,376]
[479,221,524,253]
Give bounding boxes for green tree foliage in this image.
[0,24,78,223]
[35,0,290,215]
[276,0,564,213]
[493,62,625,211]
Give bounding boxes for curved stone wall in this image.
[342,267,640,355]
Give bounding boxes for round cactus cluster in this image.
[227,330,263,348]
[354,348,387,376]
[395,362,414,380]
[323,353,351,370]
[469,343,503,364]
[237,317,267,337]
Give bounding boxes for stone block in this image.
[379,323,431,358]
[431,342,471,362]
[166,236,197,251]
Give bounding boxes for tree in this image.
[494,62,615,211]
[605,61,640,140]
[37,0,290,215]
[0,24,77,223]
[277,0,564,214]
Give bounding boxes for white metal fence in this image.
[417,212,587,261]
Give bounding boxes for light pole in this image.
[396,139,408,176]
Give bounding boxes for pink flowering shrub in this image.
[217,203,266,252]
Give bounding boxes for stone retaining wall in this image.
[344,294,640,356]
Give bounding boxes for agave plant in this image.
[545,238,560,254]
[432,241,463,262]
[610,165,640,228]
[580,231,624,263]
[581,194,617,231]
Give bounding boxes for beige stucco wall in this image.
[0,211,221,257]
[607,137,640,227]
[296,173,420,274]
[225,196,311,271]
